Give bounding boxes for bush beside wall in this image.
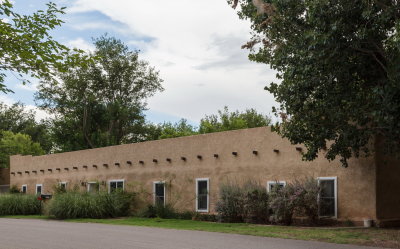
[0,194,41,215]
[216,181,269,223]
[47,191,135,219]
[216,178,321,225]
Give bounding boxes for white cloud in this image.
[69,0,278,122]
[0,95,15,106]
[66,38,95,52]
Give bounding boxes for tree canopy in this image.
[230,0,400,166]
[35,36,164,152]
[199,106,271,134]
[0,1,88,93]
[0,102,52,152]
[147,107,271,140]
[0,130,44,168]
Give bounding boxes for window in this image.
[196,178,209,212]
[267,181,286,192]
[153,181,166,206]
[59,182,67,191]
[108,180,124,193]
[318,177,337,218]
[21,185,27,194]
[36,184,42,195]
[87,182,100,193]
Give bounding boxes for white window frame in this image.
[153,181,166,206]
[195,178,209,213]
[35,184,43,195]
[87,182,100,193]
[59,182,67,190]
[266,181,286,192]
[317,176,338,219]
[21,184,27,194]
[108,179,125,193]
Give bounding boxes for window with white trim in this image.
[196,178,209,212]
[318,177,337,218]
[21,185,27,194]
[267,181,286,192]
[153,181,165,206]
[109,180,124,193]
[87,182,100,193]
[59,182,67,191]
[36,184,42,195]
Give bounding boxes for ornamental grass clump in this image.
[48,191,135,219]
[0,194,41,215]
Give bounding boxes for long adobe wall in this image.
[10,127,378,223]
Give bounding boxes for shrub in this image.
[47,191,135,219]
[9,185,20,194]
[138,204,194,219]
[216,182,245,222]
[242,182,269,224]
[216,181,269,223]
[291,177,320,224]
[0,194,41,215]
[192,213,217,222]
[269,184,296,225]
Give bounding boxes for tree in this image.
[158,119,198,139]
[230,0,400,166]
[0,102,52,152]
[199,106,271,134]
[0,131,45,168]
[0,1,88,93]
[35,36,163,152]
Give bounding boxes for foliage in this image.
[216,181,269,223]
[192,213,218,222]
[47,191,135,219]
[242,181,269,224]
[199,106,271,134]
[8,185,20,194]
[138,204,194,220]
[216,182,245,222]
[158,119,198,139]
[230,0,400,166]
[0,1,88,93]
[0,102,52,152]
[0,130,45,168]
[268,183,296,225]
[0,194,41,215]
[36,36,163,152]
[291,178,320,224]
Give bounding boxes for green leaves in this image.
[232,0,400,166]
[35,36,164,152]
[0,130,45,168]
[0,0,90,92]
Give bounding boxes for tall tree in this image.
[0,102,52,152]
[0,1,88,93]
[230,0,400,166]
[36,36,163,152]
[0,131,45,168]
[199,106,271,134]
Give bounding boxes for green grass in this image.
[2,216,399,248]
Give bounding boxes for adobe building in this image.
[7,127,400,226]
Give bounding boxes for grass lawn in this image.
[3,216,400,248]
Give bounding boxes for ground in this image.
[0,218,385,249]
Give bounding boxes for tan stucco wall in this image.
[10,127,378,222]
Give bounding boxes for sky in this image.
[1,0,278,125]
